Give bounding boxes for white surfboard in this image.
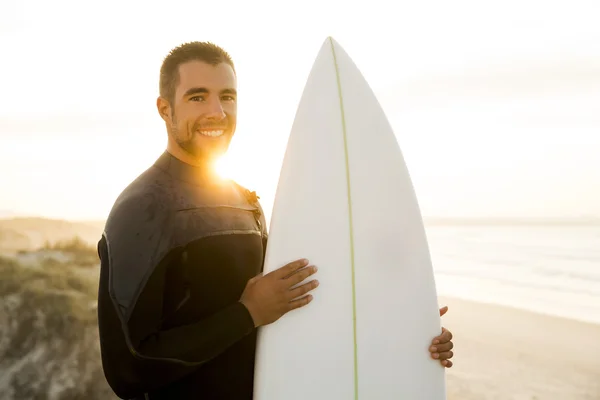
[253,37,446,399]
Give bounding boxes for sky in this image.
[1,0,599,222]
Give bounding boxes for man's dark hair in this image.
[159,41,235,105]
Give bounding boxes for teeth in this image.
[199,130,224,137]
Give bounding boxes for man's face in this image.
[164,61,237,163]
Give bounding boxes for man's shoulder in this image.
[228,179,262,207]
[106,164,171,223]
[228,179,268,236]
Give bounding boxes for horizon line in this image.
[1,214,600,226]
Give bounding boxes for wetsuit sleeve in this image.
[126,249,256,365]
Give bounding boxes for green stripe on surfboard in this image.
[329,36,359,400]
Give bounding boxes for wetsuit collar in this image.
[153,151,219,186]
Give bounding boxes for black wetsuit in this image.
[97,151,268,399]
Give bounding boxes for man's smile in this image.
[197,129,225,137]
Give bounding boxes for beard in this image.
[170,112,233,162]
[175,131,203,159]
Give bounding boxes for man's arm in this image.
[127,256,255,365]
[97,236,256,396]
[115,243,256,366]
[98,230,317,397]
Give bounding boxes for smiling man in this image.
[160,57,238,165]
[96,41,454,400]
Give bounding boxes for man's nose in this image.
[205,98,226,120]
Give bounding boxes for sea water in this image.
[426,224,600,325]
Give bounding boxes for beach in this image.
[439,296,600,400]
[1,219,599,399]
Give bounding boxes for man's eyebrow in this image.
[182,87,237,97]
[221,88,237,96]
[183,87,209,97]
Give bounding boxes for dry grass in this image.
[0,251,115,399]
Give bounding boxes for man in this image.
[97,41,454,400]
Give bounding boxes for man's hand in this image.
[429,306,454,368]
[240,259,319,327]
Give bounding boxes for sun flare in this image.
[214,154,234,180]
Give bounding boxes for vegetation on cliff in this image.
[0,237,117,399]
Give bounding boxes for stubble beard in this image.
[170,112,229,163]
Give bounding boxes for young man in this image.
[97,41,454,400]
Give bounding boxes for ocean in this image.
[425,224,600,325]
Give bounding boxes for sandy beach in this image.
[439,296,600,400]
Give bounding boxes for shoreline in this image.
[439,294,600,327]
[438,296,600,399]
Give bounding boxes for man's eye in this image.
[222,96,236,102]
[190,96,205,102]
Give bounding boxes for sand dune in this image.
[0,217,105,252]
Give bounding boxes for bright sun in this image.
[214,154,234,180]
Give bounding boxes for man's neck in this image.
[156,147,220,186]
[166,143,212,168]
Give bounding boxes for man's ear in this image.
[157,96,172,122]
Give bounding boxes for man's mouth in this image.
[197,129,225,138]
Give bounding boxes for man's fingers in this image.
[439,327,453,342]
[438,351,454,361]
[430,341,453,353]
[432,327,453,344]
[441,360,453,368]
[274,258,310,279]
[288,279,319,300]
[287,294,313,311]
[431,350,453,360]
[439,306,448,317]
[285,265,318,286]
